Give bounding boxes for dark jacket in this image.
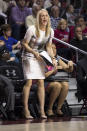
[76,57,87,102]
[70,37,87,60]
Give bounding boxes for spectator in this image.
[50,6,61,30]
[63,4,76,26]
[25,3,41,28]
[10,0,32,40]
[0,24,21,52]
[81,8,87,24]
[76,56,87,102]
[0,40,16,62]
[70,25,87,60]
[26,0,37,8]
[53,19,71,59]
[0,0,9,13]
[69,16,87,41]
[36,0,44,8]
[45,43,73,116]
[75,16,87,37]
[0,24,21,62]
[59,0,68,18]
[0,15,5,27]
[0,74,16,120]
[6,0,17,23]
[44,0,52,9]
[46,0,61,16]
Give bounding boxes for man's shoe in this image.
[7,111,17,121]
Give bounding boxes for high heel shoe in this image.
[40,112,47,119]
[46,109,55,117]
[23,109,34,119]
[56,109,64,117]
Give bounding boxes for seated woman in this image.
[53,19,71,60]
[45,43,73,116]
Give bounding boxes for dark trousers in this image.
[0,75,15,111]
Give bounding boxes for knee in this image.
[25,80,32,88]
[53,82,62,90]
[38,80,44,87]
[62,82,69,91]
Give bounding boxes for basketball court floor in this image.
[0,78,87,131]
[0,116,87,131]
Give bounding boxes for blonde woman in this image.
[22,9,57,119]
[53,19,71,59]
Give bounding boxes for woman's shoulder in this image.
[26,25,36,36]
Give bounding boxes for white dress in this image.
[22,25,54,80]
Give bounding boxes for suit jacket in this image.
[76,57,87,102]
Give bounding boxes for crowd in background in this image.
[0,0,87,62]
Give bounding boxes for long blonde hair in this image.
[35,9,51,38]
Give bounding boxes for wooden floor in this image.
[0,78,87,131]
[0,117,87,131]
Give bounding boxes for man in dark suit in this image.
[0,75,16,120]
[76,56,87,102]
[70,25,87,60]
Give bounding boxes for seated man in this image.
[70,25,87,60]
[45,43,73,116]
[76,56,87,102]
[0,74,16,120]
[25,3,41,28]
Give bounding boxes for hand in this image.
[8,57,15,62]
[52,58,57,68]
[68,61,73,67]
[34,52,43,61]
[17,41,21,49]
[16,22,24,25]
[53,66,58,74]
[34,51,40,58]
[61,38,68,42]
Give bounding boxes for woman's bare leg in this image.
[47,82,62,116]
[23,79,33,118]
[57,82,69,114]
[37,79,46,118]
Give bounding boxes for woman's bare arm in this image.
[58,59,73,72]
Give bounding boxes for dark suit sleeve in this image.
[76,63,86,83]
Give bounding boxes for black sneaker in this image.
[7,111,17,121]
